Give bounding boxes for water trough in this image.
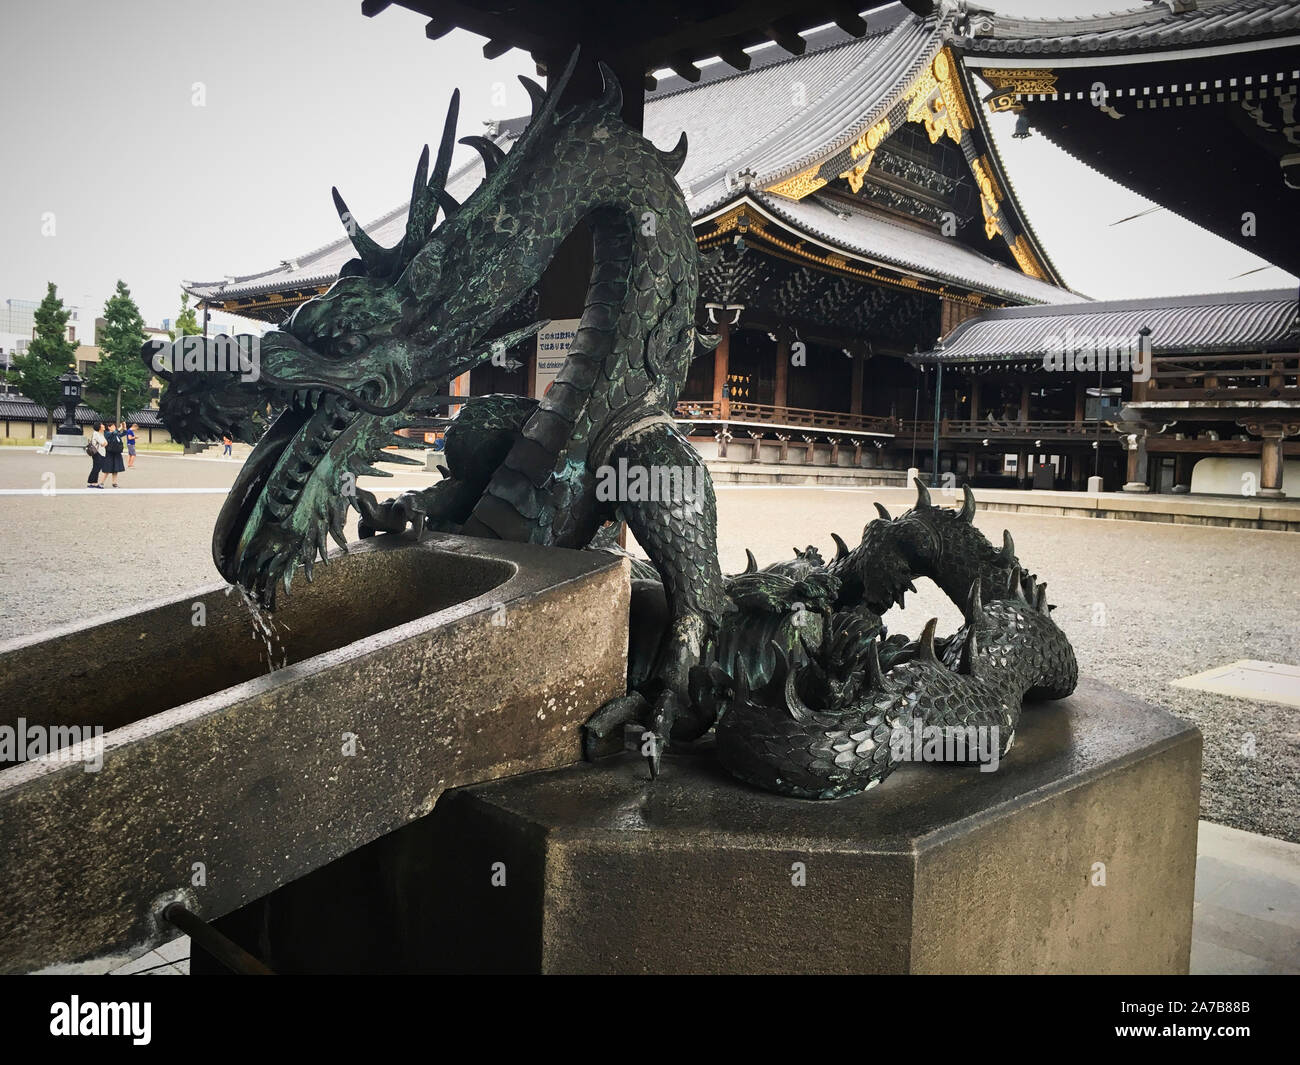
[0,533,629,973]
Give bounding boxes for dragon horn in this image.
[914,476,932,508]
[874,501,892,521]
[1001,528,1016,560]
[959,484,976,522]
[919,618,938,661]
[659,131,688,175]
[404,91,461,262]
[518,74,546,114]
[967,577,983,618]
[744,548,758,573]
[429,89,460,195]
[831,532,849,560]
[596,59,623,113]
[331,187,396,274]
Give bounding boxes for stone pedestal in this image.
[414,676,1200,974]
[1087,475,1103,493]
[47,429,89,455]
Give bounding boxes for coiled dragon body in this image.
[150,57,1076,800]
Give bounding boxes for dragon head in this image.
[151,73,583,606]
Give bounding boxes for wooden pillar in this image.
[850,354,864,417]
[1073,381,1085,426]
[451,371,470,415]
[1239,420,1295,498]
[774,330,789,414]
[1019,382,1031,425]
[1122,431,1150,492]
[970,378,981,423]
[1260,435,1285,496]
[1174,454,1195,489]
[713,319,731,421]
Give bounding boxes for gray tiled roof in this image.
[917,288,1300,363]
[647,9,950,213]
[191,2,1072,307]
[750,192,1074,304]
[0,396,164,426]
[957,0,1300,58]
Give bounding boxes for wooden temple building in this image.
[187,0,1299,494]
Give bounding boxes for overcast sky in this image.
[1,0,1294,327]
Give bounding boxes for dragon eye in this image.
[335,334,367,357]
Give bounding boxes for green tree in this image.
[87,280,150,424]
[6,282,76,437]
[169,291,202,341]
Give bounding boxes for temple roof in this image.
[188,2,1076,320]
[648,9,945,212]
[957,0,1300,60]
[732,191,1072,303]
[914,287,1300,364]
[954,0,1300,276]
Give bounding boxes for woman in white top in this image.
[87,423,107,488]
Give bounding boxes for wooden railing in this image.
[1137,352,1300,402]
[896,419,1103,440]
[674,400,895,435]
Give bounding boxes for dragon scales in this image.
[149,57,1077,799]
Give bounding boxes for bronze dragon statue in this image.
[147,56,1076,799]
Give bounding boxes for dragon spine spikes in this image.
[960,483,976,522]
[458,135,506,175]
[919,617,939,661]
[914,476,932,508]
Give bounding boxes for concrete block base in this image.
[414,676,1200,974]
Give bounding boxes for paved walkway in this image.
[1193,821,1300,974]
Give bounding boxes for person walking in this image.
[222,432,233,458]
[86,422,106,488]
[126,423,138,468]
[99,421,126,488]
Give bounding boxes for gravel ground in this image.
[2,449,1297,842]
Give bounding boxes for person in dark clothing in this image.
[87,422,106,487]
[126,423,138,467]
[99,421,126,487]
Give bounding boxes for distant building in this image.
[0,297,94,394]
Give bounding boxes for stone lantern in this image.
[49,369,89,454]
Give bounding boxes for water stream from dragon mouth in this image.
[228,584,288,673]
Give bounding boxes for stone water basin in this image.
[0,533,629,972]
